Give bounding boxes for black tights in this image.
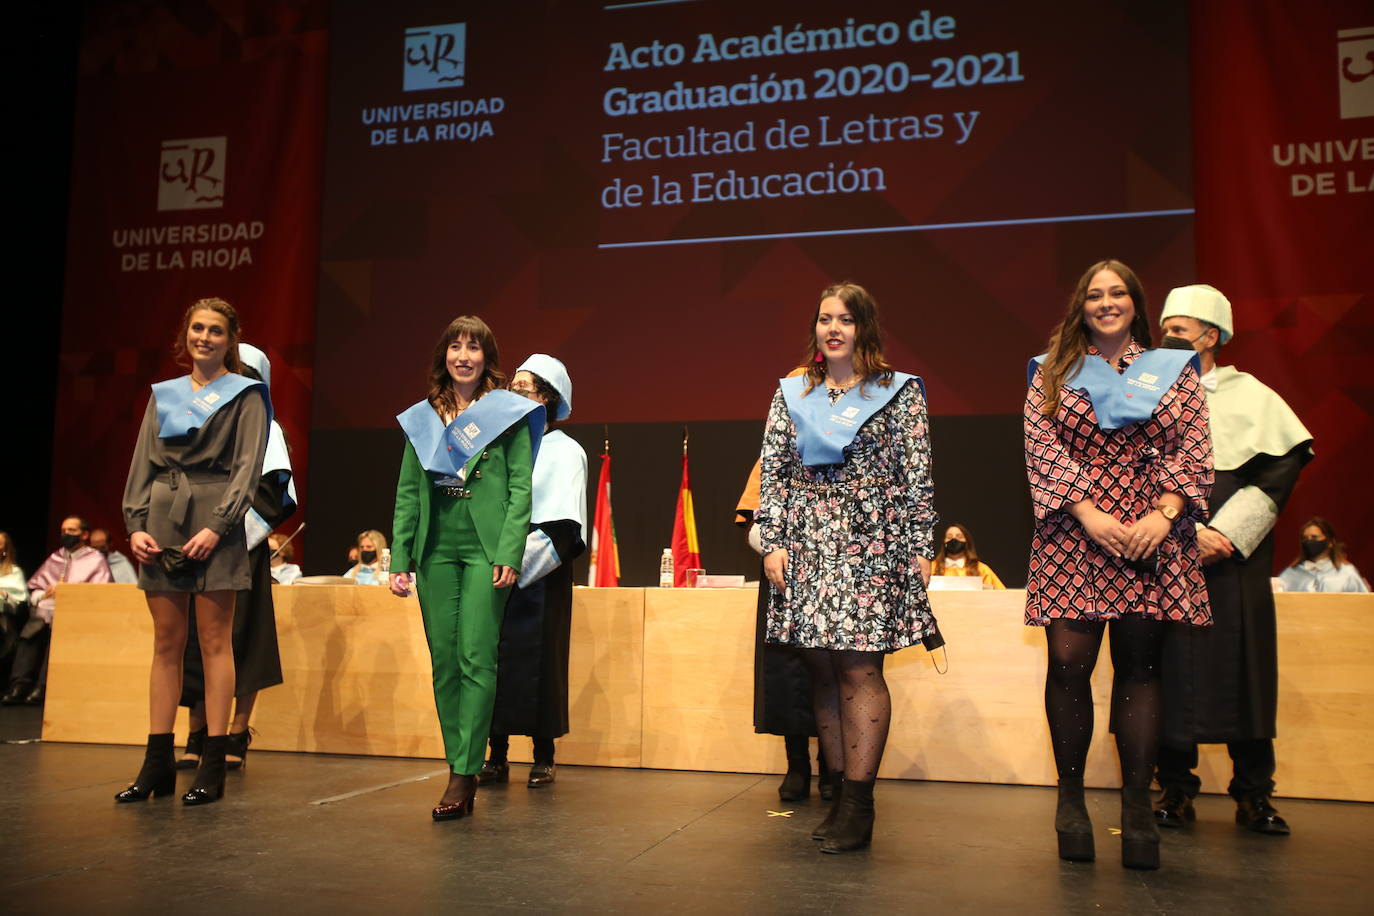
[488,732,556,765]
[802,650,890,782]
[1044,617,1164,787]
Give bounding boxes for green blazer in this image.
[390,419,534,573]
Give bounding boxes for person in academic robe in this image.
[1278,517,1369,594]
[268,533,302,585]
[176,343,293,773]
[1153,285,1321,833]
[756,282,939,854]
[479,355,587,788]
[4,517,112,706]
[930,523,1005,588]
[117,298,269,806]
[0,531,27,673]
[1024,260,1213,870]
[389,316,540,821]
[735,390,835,805]
[90,529,138,584]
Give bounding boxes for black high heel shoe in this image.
[1055,776,1095,861]
[225,727,254,771]
[432,773,476,820]
[182,735,228,806]
[115,733,177,802]
[176,726,207,770]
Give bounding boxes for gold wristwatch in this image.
[1155,502,1180,521]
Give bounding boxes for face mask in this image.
[944,539,966,555]
[360,550,378,565]
[1301,538,1328,560]
[1160,335,1196,351]
[61,533,82,551]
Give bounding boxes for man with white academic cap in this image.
[478,355,588,789]
[1154,285,1313,835]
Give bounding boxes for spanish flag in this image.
[587,447,619,587]
[672,432,701,586]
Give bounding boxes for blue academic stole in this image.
[780,372,921,467]
[152,373,271,439]
[397,389,545,479]
[1028,349,1200,430]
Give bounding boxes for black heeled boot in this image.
[182,735,228,806]
[1121,786,1161,869]
[176,726,207,770]
[225,727,253,771]
[817,750,839,802]
[778,734,811,802]
[115,733,176,802]
[1055,777,1095,861]
[811,778,845,840]
[819,778,874,854]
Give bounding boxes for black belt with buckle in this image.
[439,486,473,499]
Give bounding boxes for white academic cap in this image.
[238,342,272,390]
[1160,284,1234,344]
[516,354,572,420]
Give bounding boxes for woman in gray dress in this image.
[116,298,268,806]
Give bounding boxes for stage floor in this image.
[3,708,1371,914]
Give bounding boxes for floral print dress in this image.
[756,378,938,652]
[1023,342,1214,626]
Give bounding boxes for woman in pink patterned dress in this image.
[1024,260,1212,871]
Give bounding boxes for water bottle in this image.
[659,549,674,588]
[380,548,392,575]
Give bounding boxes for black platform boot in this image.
[811,777,844,840]
[1055,776,1095,861]
[778,734,811,802]
[819,778,874,854]
[182,735,228,806]
[114,733,177,802]
[1121,786,1161,870]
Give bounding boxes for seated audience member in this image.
[269,532,302,585]
[4,516,112,705]
[89,527,138,584]
[1278,518,1370,593]
[343,529,388,585]
[930,523,1005,589]
[1,531,27,665]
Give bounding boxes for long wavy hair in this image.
[1038,260,1152,416]
[174,297,243,374]
[1290,516,1350,570]
[932,523,985,576]
[801,281,894,396]
[427,316,505,419]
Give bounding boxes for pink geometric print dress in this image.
[1024,343,1214,627]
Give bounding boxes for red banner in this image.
[51,3,328,559]
[1191,1,1374,570]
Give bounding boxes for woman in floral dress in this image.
[1024,259,1212,871]
[756,282,938,854]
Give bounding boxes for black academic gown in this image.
[1161,443,1311,745]
[490,519,582,738]
[752,558,819,737]
[180,474,289,705]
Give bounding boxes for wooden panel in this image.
[43,585,1374,800]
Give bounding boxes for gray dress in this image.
[122,384,268,592]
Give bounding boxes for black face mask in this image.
[61,533,82,551]
[1160,335,1196,351]
[360,550,378,565]
[1301,538,1328,560]
[944,539,966,556]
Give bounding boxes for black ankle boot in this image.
[176,726,207,770]
[811,778,844,840]
[1055,776,1095,861]
[182,735,228,806]
[817,754,839,802]
[1121,786,1160,869]
[115,733,177,802]
[820,778,874,854]
[779,735,812,801]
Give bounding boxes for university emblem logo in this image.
[1337,27,1373,119]
[404,22,466,92]
[158,137,226,211]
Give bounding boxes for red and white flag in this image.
[588,448,619,587]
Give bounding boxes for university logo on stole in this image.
[1337,27,1374,119]
[158,137,226,211]
[404,22,466,92]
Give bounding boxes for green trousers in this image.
[416,495,512,775]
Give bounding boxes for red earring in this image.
[814,351,824,363]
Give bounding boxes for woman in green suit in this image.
[389,315,542,820]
